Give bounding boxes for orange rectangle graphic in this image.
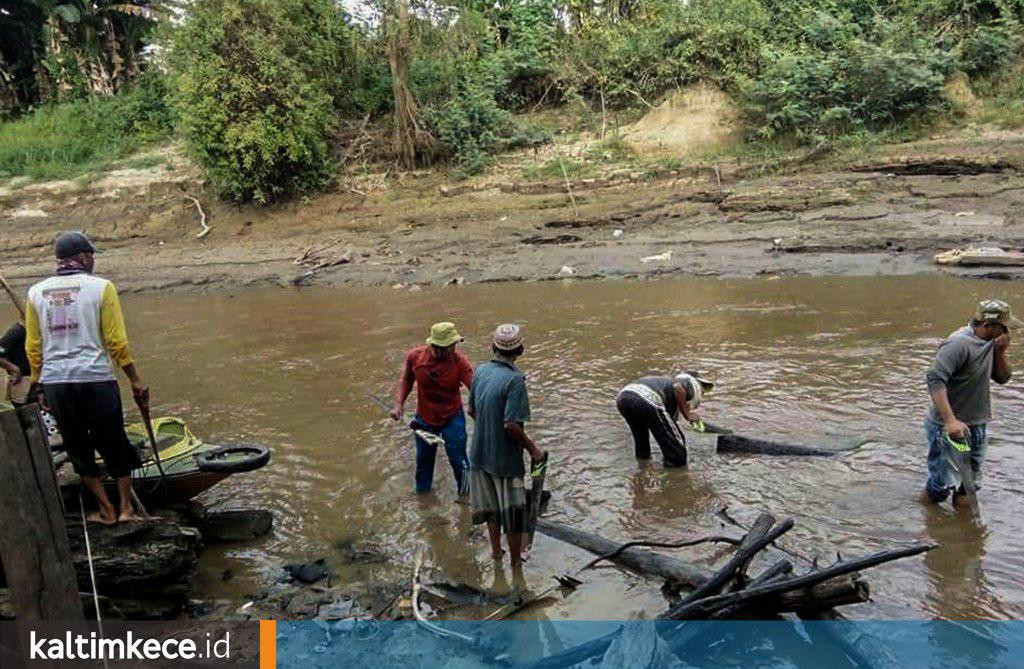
[259,620,276,669]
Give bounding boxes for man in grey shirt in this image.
[924,299,1019,504]
[468,324,545,568]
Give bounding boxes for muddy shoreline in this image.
[2,132,1024,296]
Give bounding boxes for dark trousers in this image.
[616,391,687,467]
[44,380,141,478]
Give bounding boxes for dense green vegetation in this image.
[168,0,349,202]
[1,0,1022,201]
[0,72,172,180]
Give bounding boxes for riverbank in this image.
[2,129,1024,295]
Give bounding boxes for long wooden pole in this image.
[0,273,26,321]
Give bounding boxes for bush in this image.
[169,0,346,203]
[739,14,951,144]
[0,76,173,180]
[422,69,511,178]
[555,0,768,109]
[959,20,1022,76]
[109,71,176,142]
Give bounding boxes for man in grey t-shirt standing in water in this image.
[924,299,1019,505]
[468,324,545,567]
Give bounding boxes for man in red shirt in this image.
[391,322,474,494]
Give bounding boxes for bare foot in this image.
[86,511,116,525]
[117,511,143,523]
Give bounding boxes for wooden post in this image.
[0,405,82,620]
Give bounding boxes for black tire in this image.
[195,443,270,473]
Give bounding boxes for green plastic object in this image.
[945,433,971,453]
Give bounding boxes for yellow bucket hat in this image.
[426,322,464,347]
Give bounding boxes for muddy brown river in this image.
[123,275,1024,619]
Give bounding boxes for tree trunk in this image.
[104,16,126,92]
[387,0,419,170]
[535,519,714,590]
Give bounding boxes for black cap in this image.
[54,231,96,259]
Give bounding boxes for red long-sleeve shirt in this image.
[396,345,474,426]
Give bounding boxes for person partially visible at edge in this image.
[616,371,714,467]
[467,324,545,568]
[923,299,1018,506]
[391,321,474,495]
[25,231,149,525]
[0,320,32,407]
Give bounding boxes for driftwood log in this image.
[662,541,932,619]
[535,519,869,612]
[535,519,713,590]
[529,514,933,669]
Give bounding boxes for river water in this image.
[123,275,1024,620]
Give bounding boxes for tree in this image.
[9,1,163,103]
[386,0,431,169]
[169,0,344,202]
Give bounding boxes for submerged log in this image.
[801,610,901,669]
[602,623,686,669]
[716,434,856,456]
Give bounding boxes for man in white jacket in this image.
[26,231,150,524]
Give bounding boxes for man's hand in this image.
[389,405,403,421]
[5,375,15,399]
[994,332,1010,355]
[132,381,150,412]
[37,391,50,412]
[945,417,969,441]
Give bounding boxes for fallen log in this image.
[716,434,857,456]
[662,544,935,620]
[535,519,867,613]
[534,519,714,590]
[747,558,793,588]
[680,514,792,604]
[579,535,742,572]
[715,506,813,564]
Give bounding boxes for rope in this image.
[78,489,110,669]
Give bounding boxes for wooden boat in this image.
[56,417,270,506]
